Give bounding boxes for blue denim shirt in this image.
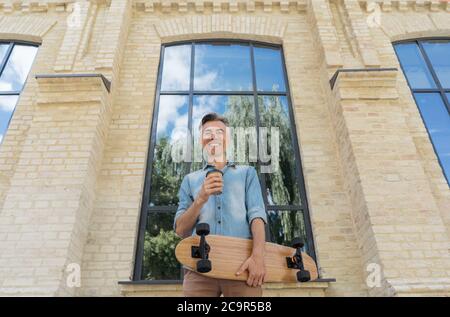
[174,162,267,239]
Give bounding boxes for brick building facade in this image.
[0,0,449,296]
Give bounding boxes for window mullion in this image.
[0,42,14,77]
[188,42,195,173]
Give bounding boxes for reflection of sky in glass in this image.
[422,41,450,89]
[394,43,436,89]
[254,46,286,92]
[414,93,450,183]
[0,44,9,65]
[156,95,189,144]
[194,43,252,91]
[0,95,19,144]
[193,95,224,136]
[0,45,38,92]
[161,45,191,91]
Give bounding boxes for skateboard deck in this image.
[175,234,319,283]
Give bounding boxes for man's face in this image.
[200,120,228,163]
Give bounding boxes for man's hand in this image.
[197,174,223,204]
[235,253,266,287]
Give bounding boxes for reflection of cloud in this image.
[194,46,218,91]
[193,95,221,133]
[194,71,217,90]
[161,45,190,90]
[0,95,18,112]
[0,82,13,91]
[157,95,187,139]
[0,45,38,91]
[170,113,189,143]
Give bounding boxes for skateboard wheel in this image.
[291,237,304,249]
[197,259,212,273]
[196,223,210,236]
[297,270,311,282]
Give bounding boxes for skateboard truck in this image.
[286,238,311,282]
[192,223,212,273]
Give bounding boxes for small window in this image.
[0,42,38,145]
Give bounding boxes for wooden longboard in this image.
[175,235,318,283]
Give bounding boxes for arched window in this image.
[134,41,316,281]
[0,41,38,145]
[394,39,450,185]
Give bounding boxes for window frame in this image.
[393,38,450,186]
[133,39,317,282]
[0,40,39,144]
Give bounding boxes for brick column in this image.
[330,69,450,296]
[0,76,111,296]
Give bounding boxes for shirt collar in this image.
[202,161,236,171]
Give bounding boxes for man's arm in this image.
[175,198,204,238]
[236,218,266,287]
[251,218,266,257]
[236,167,267,287]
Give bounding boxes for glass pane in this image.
[0,44,10,65]
[394,43,436,89]
[422,41,450,89]
[258,96,301,205]
[414,93,450,183]
[0,95,19,145]
[160,45,191,91]
[447,93,450,105]
[194,43,252,91]
[267,209,310,254]
[191,95,257,171]
[254,46,286,92]
[149,95,189,206]
[0,45,38,92]
[142,212,182,280]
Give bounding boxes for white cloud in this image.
[0,45,38,91]
[161,45,191,90]
[0,95,18,112]
[0,134,3,144]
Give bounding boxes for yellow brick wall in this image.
[0,0,449,297]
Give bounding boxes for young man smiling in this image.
[174,112,267,297]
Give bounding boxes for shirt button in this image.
[218,206,221,209]
[218,221,221,224]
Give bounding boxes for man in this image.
[174,112,268,297]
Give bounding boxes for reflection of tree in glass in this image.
[150,136,185,206]
[143,212,181,280]
[268,210,307,251]
[143,228,181,280]
[224,96,256,165]
[258,95,298,205]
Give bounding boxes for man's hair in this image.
[199,112,229,130]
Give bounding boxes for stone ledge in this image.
[331,68,399,100]
[118,280,331,297]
